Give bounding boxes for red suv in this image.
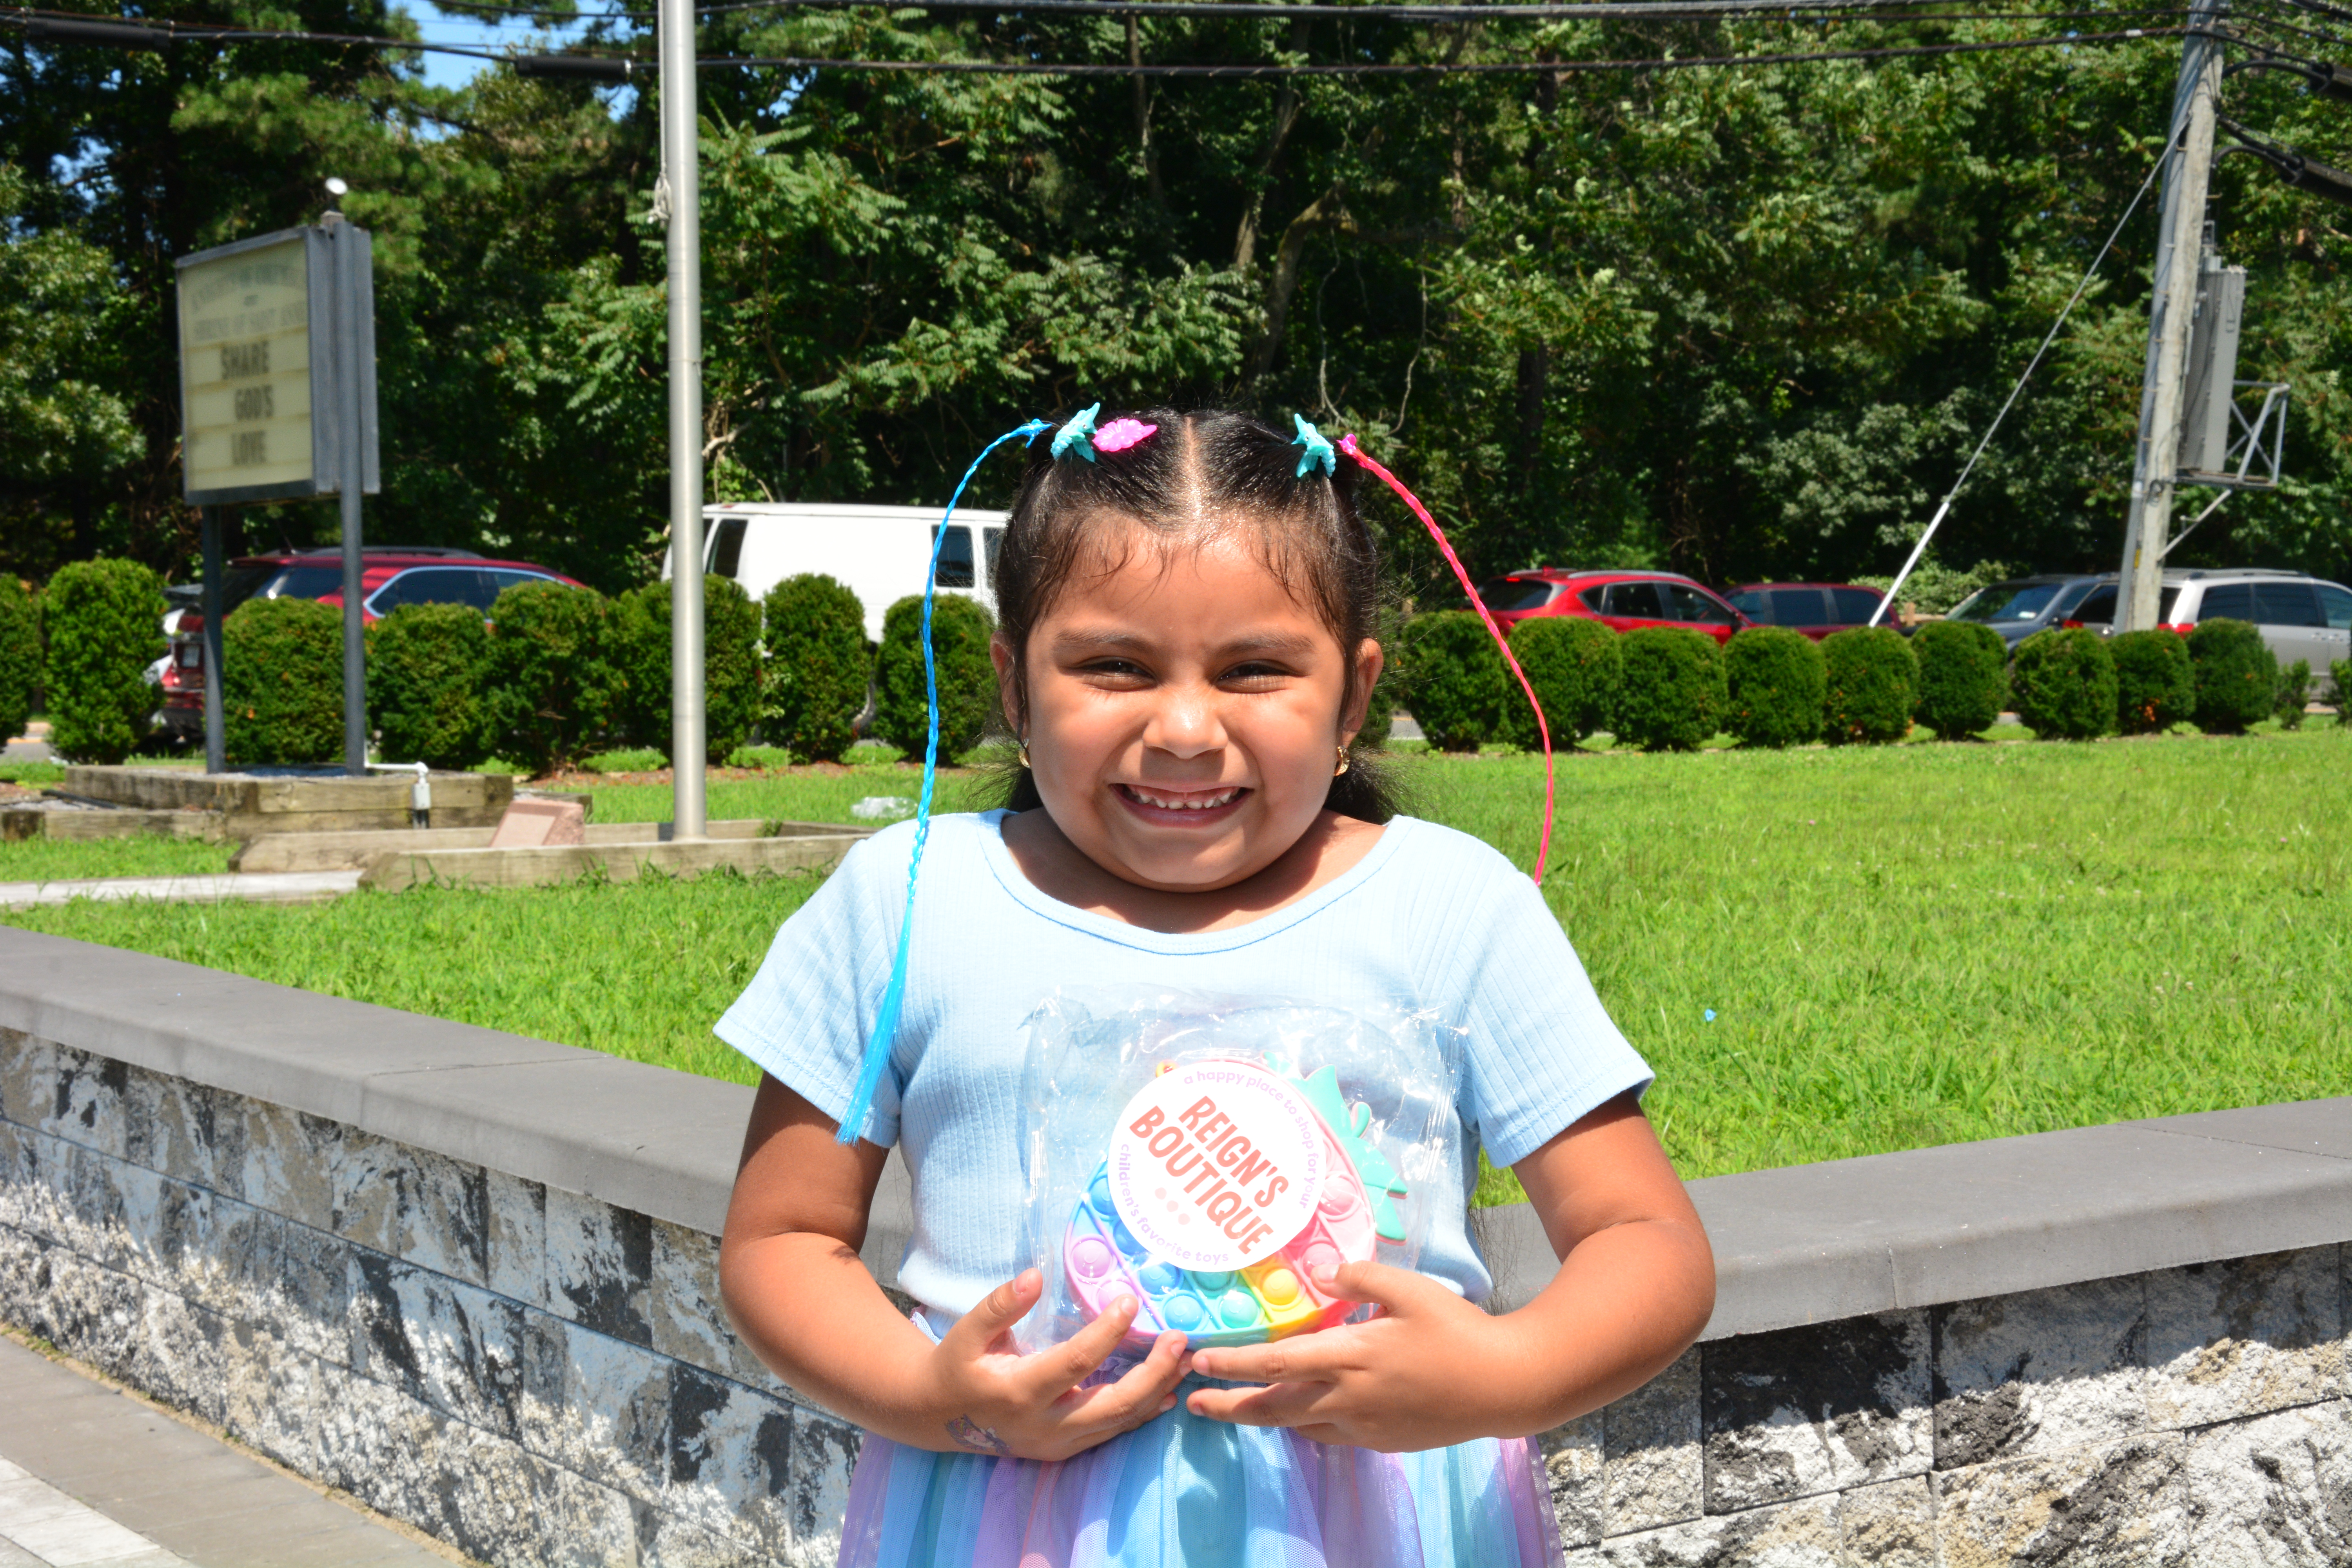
[1723,582,1895,640]
[1476,569,1754,644]
[157,548,583,745]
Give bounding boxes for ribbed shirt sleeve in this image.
[1405,826,1652,1171]
[711,823,913,1146]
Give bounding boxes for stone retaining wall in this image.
[2,927,2347,1566]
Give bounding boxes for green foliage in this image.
[2110,630,2195,736]
[368,604,493,771]
[40,557,160,765]
[2275,659,2312,731]
[611,576,764,763]
[0,575,39,745]
[486,581,617,775]
[874,595,997,761]
[1910,621,2008,740]
[1399,612,1506,752]
[2187,619,2278,735]
[2011,627,2117,741]
[2336,661,2352,726]
[1503,616,1623,748]
[1615,627,1726,752]
[221,596,344,767]
[761,574,871,764]
[1722,627,1824,749]
[1853,561,2018,618]
[1821,627,1918,746]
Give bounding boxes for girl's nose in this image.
[1143,685,1227,758]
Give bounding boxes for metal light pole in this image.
[200,507,225,775]
[330,213,371,775]
[2118,0,2227,632]
[660,0,707,837]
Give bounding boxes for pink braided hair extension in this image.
[1339,434,1555,886]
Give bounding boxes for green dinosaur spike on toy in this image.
[1298,1066,1410,1243]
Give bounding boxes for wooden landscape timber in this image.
[231,818,862,873]
[1,804,228,843]
[355,829,869,891]
[62,766,514,836]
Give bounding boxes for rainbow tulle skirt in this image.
[834,1399,1562,1568]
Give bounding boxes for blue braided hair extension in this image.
[833,416,1054,1146]
[1290,414,1337,478]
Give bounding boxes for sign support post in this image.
[200,508,225,775]
[327,213,372,775]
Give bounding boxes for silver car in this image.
[1950,569,2349,698]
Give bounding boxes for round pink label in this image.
[1105,1061,1325,1272]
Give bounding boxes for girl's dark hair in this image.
[993,408,1399,823]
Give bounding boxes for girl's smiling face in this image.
[994,523,1383,895]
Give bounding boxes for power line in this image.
[1,5,2182,69]
[412,0,2182,24]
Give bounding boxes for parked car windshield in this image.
[1949,582,2063,623]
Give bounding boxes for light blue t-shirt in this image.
[715,810,1650,1325]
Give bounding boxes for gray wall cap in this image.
[4,928,2345,1336]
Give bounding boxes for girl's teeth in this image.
[1136,788,1235,810]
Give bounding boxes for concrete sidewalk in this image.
[0,872,360,911]
[0,1336,454,1568]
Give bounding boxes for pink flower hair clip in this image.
[1094,417,1158,454]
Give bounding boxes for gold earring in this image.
[1334,744,1350,777]
[1018,740,1033,770]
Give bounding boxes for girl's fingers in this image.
[1313,1259,1441,1316]
[940,1269,1045,1361]
[1016,1291,1140,1399]
[1055,1332,1187,1434]
[1185,1378,1331,1430]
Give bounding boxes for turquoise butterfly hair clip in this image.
[1292,414,1337,478]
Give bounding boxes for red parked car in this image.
[1723,582,1896,640]
[1475,569,1755,644]
[157,547,583,746]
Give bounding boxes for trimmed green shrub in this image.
[368,603,493,770]
[1722,627,1823,749]
[875,593,998,760]
[2275,659,2312,731]
[2335,659,2352,726]
[485,580,618,774]
[1502,615,1622,749]
[42,557,162,764]
[2187,618,2276,734]
[1911,621,2008,740]
[1398,611,1505,752]
[1615,626,1726,751]
[1821,626,1917,745]
[2110,629,2195,735]
[2011,627,2116,740]
[0,575,39,747]
[221,595,343,766]
[611,575,763,763]
[762,573,870,764]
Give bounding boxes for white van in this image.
[664,503,1010,641]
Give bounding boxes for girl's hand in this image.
[1182,1262,1519,1452]
[924,1268,1190,1461]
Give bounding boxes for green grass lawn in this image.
[4,727,2346,1185]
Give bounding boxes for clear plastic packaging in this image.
[1013,988,1464,1356]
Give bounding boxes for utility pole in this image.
[2117,0,2227,632]
[660,0,706,837]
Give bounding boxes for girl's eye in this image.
[1076,659,1153,684]
[1220,662,1295,690]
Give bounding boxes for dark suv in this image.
[156,548,582,745]
[1477,569,1754,644]
[1940,574,2120,649]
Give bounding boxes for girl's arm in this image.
[1183,1091,1714,1450]
[720,1074,1190,1459]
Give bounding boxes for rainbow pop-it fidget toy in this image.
[1064,1063,1408,1350]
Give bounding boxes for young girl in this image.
[716,408,1714,1568]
